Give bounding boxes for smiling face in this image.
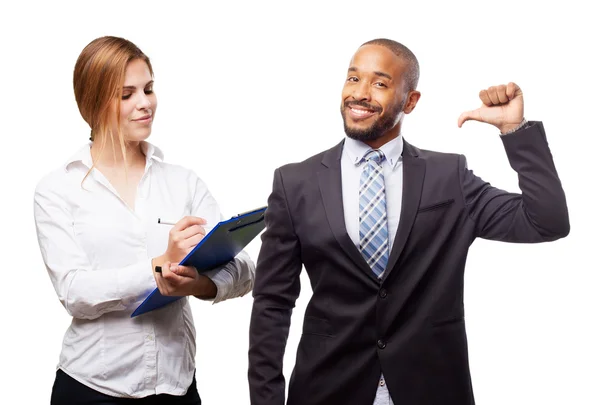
[340,44,419,148]
[114,58,157,143]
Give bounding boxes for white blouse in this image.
[34,141,255,398]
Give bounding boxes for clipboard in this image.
[131,206,267,317]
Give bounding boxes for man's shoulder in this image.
[277,141,343,177]
[404,140,462,164]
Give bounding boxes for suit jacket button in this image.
[377,339,386,349]
[379,289,387,298]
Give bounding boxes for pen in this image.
[158,218,211,230]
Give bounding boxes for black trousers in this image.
[50,369,202,405]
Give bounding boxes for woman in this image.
[34,36,255,404]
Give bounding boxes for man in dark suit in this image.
[248,38,569,405]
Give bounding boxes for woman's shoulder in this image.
[33,166,76,209]
[34,144,91,196]
[147,144,203,185]
[153,159,202,184]
[144,142,195,176]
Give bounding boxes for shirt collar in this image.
[344,135,404,168]
[64,141,165,172]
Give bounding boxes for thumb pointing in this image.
[457,109,482,128]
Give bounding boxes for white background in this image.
[1,1,598,404]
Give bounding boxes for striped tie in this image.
[359,149,389,278]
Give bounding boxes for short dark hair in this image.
[361,38,420,91]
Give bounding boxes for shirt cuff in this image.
[200,266,234,304]
[500,117,529,135]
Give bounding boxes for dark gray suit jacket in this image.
[248,122,569,405]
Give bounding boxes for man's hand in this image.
[154,262,217,299]
[458,82,524,134]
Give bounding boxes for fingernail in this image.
[170,264,178,271]
[154,266,162,273]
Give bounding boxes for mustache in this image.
[344,100,382,113]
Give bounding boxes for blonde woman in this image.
[34,36,254,404]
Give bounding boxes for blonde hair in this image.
[73,36,153,183]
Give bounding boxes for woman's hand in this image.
[152,216,206,269]
[154,262,217,298]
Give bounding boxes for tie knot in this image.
[363,149,385,164]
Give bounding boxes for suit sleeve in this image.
[248,168,302,405]
[460,121,570,242]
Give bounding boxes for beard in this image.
[341,97,406,142]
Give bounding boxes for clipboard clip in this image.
[235,205,267,218]
[229,217,265,233]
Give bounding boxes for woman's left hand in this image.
[154,262,217,299]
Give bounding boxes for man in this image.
[248,38,569,405]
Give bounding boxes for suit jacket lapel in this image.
[318,141,378,282]
[383,140,425,282]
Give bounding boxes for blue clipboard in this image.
[131,206,267,317]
